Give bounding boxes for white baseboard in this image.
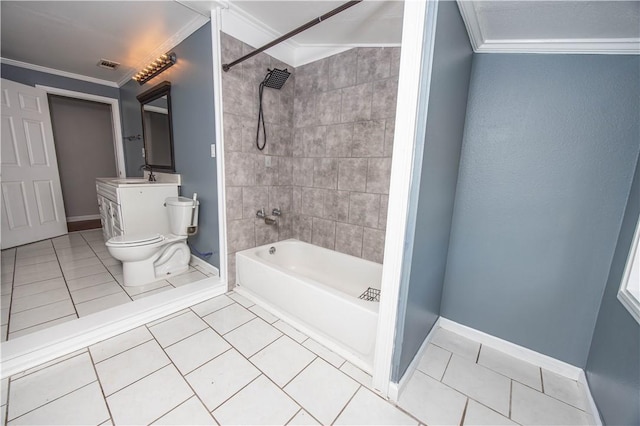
[190,255,219,276]
[390,317,601,425]
[66,214,101,222]
[388,317,441,402]
[0,278,225,378]
[578,370,603,426]
[438,317,582,379]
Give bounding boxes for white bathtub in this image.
[235,239,382,371]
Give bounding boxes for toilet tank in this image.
[165,196,199,236]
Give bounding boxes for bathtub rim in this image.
[234,285,374,374]
[236,239,382,313]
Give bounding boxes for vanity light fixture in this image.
[132,52,177,85]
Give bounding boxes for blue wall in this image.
[441,54,640,367]
[119,22,220,268]
[392,0,473,381]
[586,156,640,426]
[1,64,120,99]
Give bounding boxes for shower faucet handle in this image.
[272,208,281,216]
[256,208,266,218]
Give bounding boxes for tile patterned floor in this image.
[0,290,596,425]
[0,231,216,341]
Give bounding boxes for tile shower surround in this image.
[222,32,400,286]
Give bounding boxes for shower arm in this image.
[222,0,362,72]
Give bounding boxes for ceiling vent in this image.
[97,59,120,70]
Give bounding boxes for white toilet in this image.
[106,196,199,287]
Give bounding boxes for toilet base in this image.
[121,241,191,287]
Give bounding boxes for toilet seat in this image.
[106,233,164,247]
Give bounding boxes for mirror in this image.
[137,81,175,171]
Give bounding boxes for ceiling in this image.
[0,1,208,87]
[1,1,638,88]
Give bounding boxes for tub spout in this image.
[264,216,277,226]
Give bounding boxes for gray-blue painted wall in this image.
[1,64,120,99]
[392,1,472,381]
[119,22,220,268]
[586,155,640,426]
[441,54,640,367]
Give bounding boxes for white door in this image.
[1,79,67,248]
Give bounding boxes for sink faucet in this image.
[148,167,156,182]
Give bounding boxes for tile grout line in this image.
[459,398,469,426]
[92,335,155,366]
[4,248,17,341]
[329,384,361,425]
[509,379,513,419]
[8,314,78,339]
[540,367,545,393]
[87,350,116,425]
[9,349,89,381]
[51,238,81,321]
[6,380,98,423]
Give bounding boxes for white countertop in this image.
[96,177,180,188]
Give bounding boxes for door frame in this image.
[35,85,127,178]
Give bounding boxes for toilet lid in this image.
[107,233,164,246]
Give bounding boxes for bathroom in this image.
[1,1,639,425]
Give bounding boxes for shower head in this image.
[262,68,290,89]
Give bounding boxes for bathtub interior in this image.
[253,239,383,299]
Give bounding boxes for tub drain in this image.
[359,287,381,302]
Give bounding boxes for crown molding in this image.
[0,57,119,88]
[219,3,398,68]
[456,0,640,55]
[477,38,640,55]
[117,13,210,87]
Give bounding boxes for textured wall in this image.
[441,54,640,367]
[586,155,640,426]
[221,32,296,287]
[120,22,220,267]
[221,31,400,287]
[290,47,399,263]
[392,0,473,381]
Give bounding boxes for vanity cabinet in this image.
[96,178,179,241]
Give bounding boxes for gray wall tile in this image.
[324,190,350,222]
[327,49,357,91]
[352,120,385,157]
[349,192,380,228]
[338,158,368,192]
[242,186,268,219]
[227,254,236,290]
[223,113,243,153]
[302,126,326,157]
[292,186,302,213]
[316,90,342,125]
[294,95,316,128]
[293,158,314,187]
[269,186,293,213]
[384,118,395,157]
[341,83,372,123]
[301,187,325,216]
[227,218,256,253]
[366,157,392,194]
[362,227,385,263]
[226,186,243,220]
[293,214,312,243]
[312,218,336,249]
[255,218,279,246]
[379,194,389,230]
[325,123,353,157]
[372,78,399,119]
[390,47,401,77]
[255,155,278,186]
[313,158,338,189]
[357,48,391,84]
[335,222,364,257]
[226,152,255,186]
